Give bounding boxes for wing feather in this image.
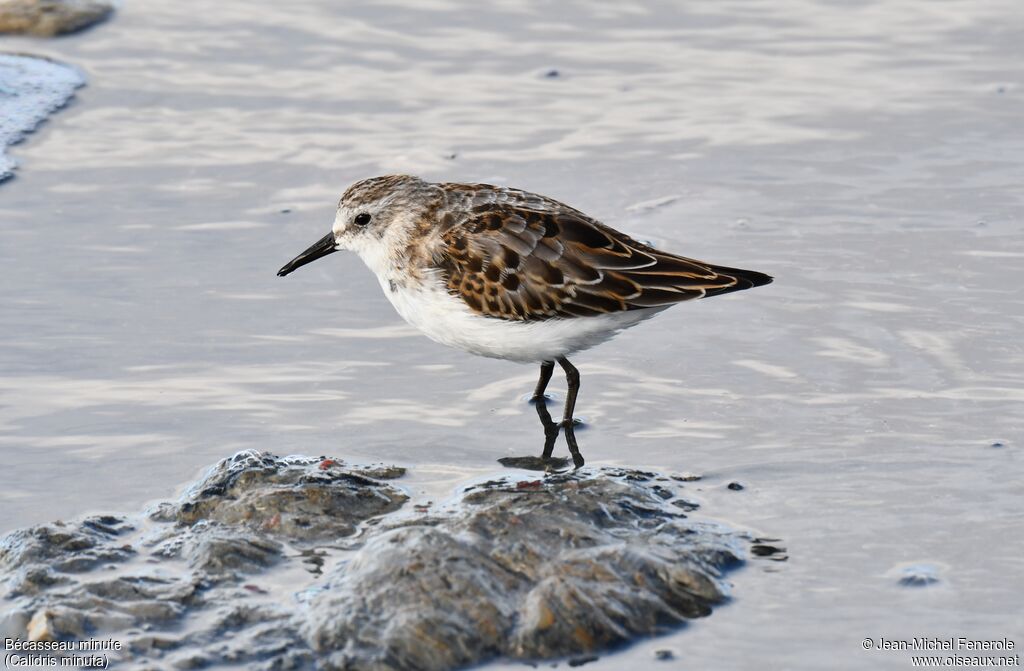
[434,185,771,322]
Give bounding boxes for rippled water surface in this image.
[1,1,1022,668]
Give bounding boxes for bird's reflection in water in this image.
[498,395,585,472]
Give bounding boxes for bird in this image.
[277,175,772,467]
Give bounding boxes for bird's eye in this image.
[354,213,372,226]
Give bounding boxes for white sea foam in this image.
[0,54,84,181]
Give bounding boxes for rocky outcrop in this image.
[0,0,114,37]
[0,451,760,670]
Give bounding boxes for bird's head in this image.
[277,174,436,277]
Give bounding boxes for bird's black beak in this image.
[277,233,338,277]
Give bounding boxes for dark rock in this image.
[183,527,283,576]
[347,463,406,480]
[0,521,135,579]
[0,0,114,37]
[1,451,760,670]
[727,482,745,491]
[900,574,939,587]
[305,470,741,669]
[651,485,674,499]
[166,451,408,543]
[671,498,700,512]
[750,544,788,561]
[897,564,941,587]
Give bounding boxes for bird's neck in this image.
[353,214,436,290]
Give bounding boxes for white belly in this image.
[380,277,666,363]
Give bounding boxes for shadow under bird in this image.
[278,175,772,467]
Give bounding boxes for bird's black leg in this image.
[529,361,561,461]
[535,359,571,465]
[531,360,555,401]
[556,357,584,468]
[556,357,580,427]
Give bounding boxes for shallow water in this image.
[1,0,1022,668]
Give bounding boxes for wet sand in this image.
[1,1,1022,668]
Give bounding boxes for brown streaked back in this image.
[433,184,772,322]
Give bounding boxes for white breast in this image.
[379,275,666,363]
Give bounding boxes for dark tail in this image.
[702,264,773,298]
